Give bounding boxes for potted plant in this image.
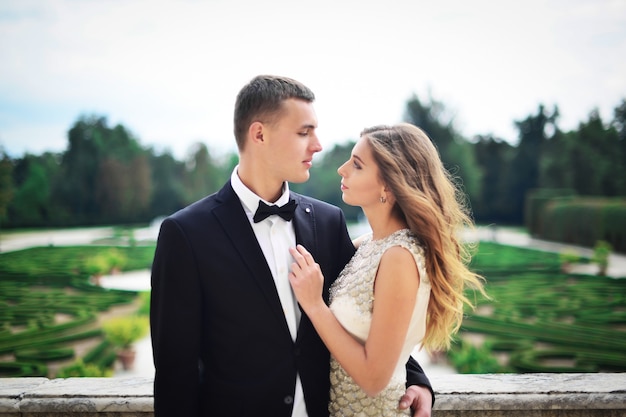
[591,240,612,276]
[102,315,149,370]
[105,248,127,274]
[559,249,580,273]
[83,254,111,285]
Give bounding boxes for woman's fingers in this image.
[296,245,315,266]
[290,245,313,267]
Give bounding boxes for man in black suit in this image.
[150,75,433,416]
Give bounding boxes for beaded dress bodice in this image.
[328,229,430,416]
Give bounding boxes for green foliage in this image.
[82,248,129,276]
[0,244,154,377]
[592,240,613,275]
[447,339,506,374]
[504,105,560,224]
[558,249,582,272]
[456,241,626,373]
[102,315,149,349]
[472,136,515,223]
[536,197,626,253]
[15,347,75,362]
[524,188,576,236]
[105,248,128,270]
[0,149,15,221]
[83,253,111,276]
[56,359,112,378]
[2,95,626,229]
[0,361,47,377]
[136,291,151,316]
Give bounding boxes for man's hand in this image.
[398,384,432,417]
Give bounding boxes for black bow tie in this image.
[253,199,298,223]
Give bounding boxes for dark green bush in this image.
[539,197,626,253]
[525,188,576,236]
[15,347,75,362]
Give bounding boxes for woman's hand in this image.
[288,245,326,314]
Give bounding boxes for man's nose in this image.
[310,135,322,153]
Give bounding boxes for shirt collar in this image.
[230,165,291,217]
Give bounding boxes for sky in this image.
[1,0,625,160]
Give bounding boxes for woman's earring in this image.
[380,196,387,203]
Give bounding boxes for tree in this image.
[612,99,626,194]
[403,94,482,212]
[570,110,620,196]
[505,105,558,223]
[58,116,107,223]
[539,105,625,197]
[184,142,223,203]
[148,150,187,218]
[58,115,149,225]
[128,154,152,221]
[0,149,14,223]
[8,154,53,226]
[472,135,515,223]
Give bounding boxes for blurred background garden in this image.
[0,94,625,378]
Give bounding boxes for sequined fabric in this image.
[328,229,430,417]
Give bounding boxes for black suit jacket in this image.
[151,181,432,416]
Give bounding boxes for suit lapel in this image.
[292,194,316,255]
[291,193,320,342]
[213,183,292,336]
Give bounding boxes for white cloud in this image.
[1,0,625,158]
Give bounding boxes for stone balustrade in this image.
[1,373,625,416]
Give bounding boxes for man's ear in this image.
[249,121,265,145]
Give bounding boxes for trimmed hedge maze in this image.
[3,239,624,376]
[456,241,626,373]
[0,245,155,377]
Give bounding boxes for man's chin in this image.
[289,172,311,184]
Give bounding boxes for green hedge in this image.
[525,188,576,237]
[530,196,626,253]
[0,244,156,377]
[0,361,47,377]
[15,347,75,362]
[451,241,626,374]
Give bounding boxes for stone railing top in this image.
[434,372,625,394]
[0,373,625,415]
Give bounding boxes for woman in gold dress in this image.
[289,123,487,416]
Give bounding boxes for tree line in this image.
[0,95,624,229]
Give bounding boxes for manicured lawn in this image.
[1,239,624,377]
[450,241,626,373]
[0,244,155,377]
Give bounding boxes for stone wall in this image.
[1,373,624,416]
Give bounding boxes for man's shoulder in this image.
[292,192,341,212]
[168,183,233,223]
[170,193,219,220]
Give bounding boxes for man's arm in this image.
[151,218,203,416]
[405,355,434,402]
[399,356,434,416]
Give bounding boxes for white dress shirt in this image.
[230,167,307,417]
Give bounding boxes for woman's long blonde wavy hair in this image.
[362,123,487,352]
